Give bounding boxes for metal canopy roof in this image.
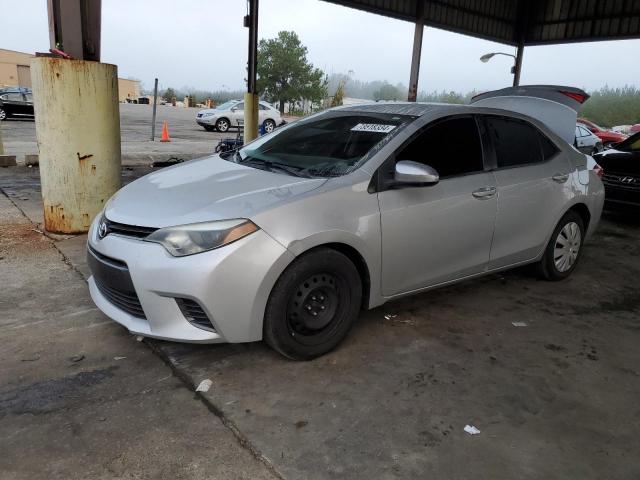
[323,0,640,46]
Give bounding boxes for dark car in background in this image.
[594,132,640,209]
[0,87,34,120]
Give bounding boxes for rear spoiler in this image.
[470,85,590,145]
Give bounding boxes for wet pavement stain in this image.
[0,366,117,416]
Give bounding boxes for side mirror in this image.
[230,107,237,112]
[394,160,439,185]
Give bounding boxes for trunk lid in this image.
[470,85,590,145]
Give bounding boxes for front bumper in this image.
[196,116,216,126]
[87,219,294,343]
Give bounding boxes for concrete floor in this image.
[1,166,640,479]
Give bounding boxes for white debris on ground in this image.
[511,321,528,327]
[196,379,213,392]
[464,425,481,435]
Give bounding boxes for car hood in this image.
[105,156,327,228]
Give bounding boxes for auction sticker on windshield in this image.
[351,123,397,133]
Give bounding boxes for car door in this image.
[575,125,593,153]
[229,102,244,127]
[1,91,25,116]
[378,115,497,296]
[257,102,267,124]
[23,91,34,117]
[482,115,574,269]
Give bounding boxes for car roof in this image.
[0,87,31,93]
[339,102,455,116]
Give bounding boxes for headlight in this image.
[202,112,215,117]
[144,219,259,257]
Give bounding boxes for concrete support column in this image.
[408,21,424,102]
[31,57,121,233]
[244,93,259,143]
[244,0,259,142]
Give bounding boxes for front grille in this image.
[175,298,215,332]
[104,218,158,239]
[602,172,640,190]
[95,278,146,319]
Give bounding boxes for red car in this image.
[630,124,640,134]
[577,118,627,147]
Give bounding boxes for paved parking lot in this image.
[1,166,640,479]
[0,104,236,165]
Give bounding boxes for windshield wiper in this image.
[239,158,309,178]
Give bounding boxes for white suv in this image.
[196,100,282,133]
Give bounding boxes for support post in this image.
[513,43,524,87]
[34,0,119,234]
[244,0,259,143]
[408,21,424,102]
[151,78,158,141]
[47,0,101,61]
[32,58,121,233]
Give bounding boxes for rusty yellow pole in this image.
[243,93,259,143]
[31,58,121,233]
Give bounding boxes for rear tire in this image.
[264,248,362,360]
[0,108,6,120]
[537,211,584,281]
[263,119,276,133]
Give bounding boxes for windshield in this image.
[232,111,413,177]
[215,100,239,111]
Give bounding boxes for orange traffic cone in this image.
[160,121,170,142]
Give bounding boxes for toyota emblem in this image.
[98,220,108,239]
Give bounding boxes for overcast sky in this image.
[3,0,640,95]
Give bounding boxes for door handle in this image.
[552,173,569,183]
[472,186,497,199]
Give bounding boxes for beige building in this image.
[0,48,140,102]
[0,48,32,88]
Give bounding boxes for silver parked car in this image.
[88,85,604,360]
[196,99,282,133]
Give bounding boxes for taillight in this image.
[559,90,588,104]
[593,163,604,178]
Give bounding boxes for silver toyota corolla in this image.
[88,85,604,360]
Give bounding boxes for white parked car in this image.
[196,99,282,133]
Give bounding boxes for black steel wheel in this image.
[264,248,362,360]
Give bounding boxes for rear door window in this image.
[485,116,558,168]
[396,116,484,178]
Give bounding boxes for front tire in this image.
[538,211,584,281]
[264,248,362,360]
[215,118,230,132]
[0,108,7,120]
[203,125,215,132]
